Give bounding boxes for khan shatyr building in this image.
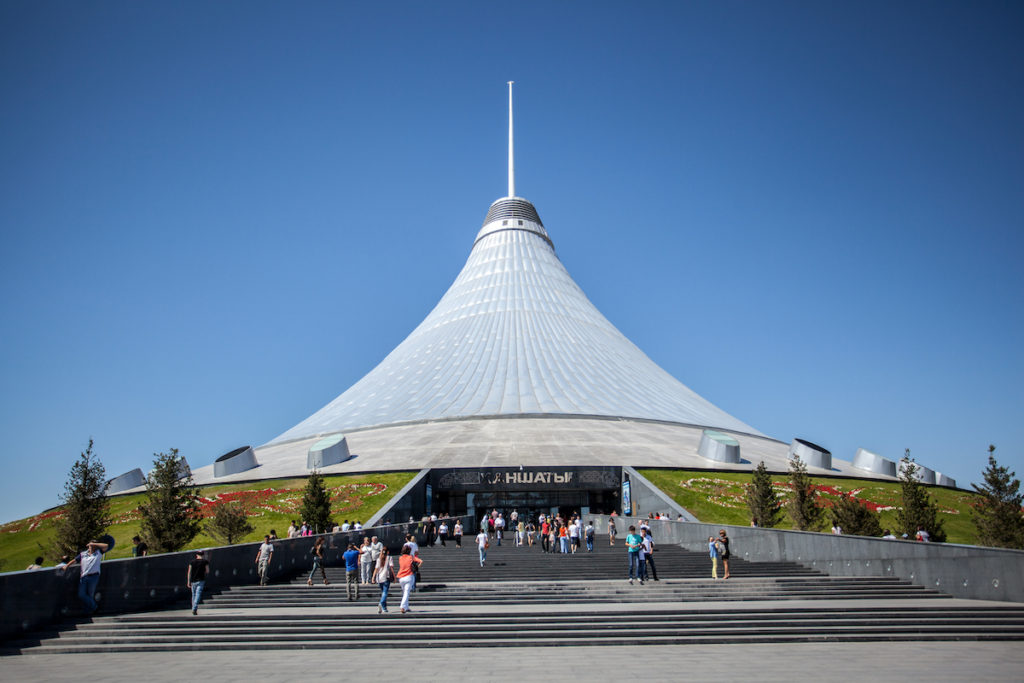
[143,84,954,517]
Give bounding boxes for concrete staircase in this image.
[6,542,1024,653]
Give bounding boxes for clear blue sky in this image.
[1,2,1021,523]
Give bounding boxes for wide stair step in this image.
[6,542,1021,653]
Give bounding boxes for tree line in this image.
[49,441,335,559]
[746,445,1024,548]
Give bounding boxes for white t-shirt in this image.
[439,523,449,534]
[258,542,274,561]
[354,523,362,530]
[79,549,103,576]
[476,531,488,548]
[569,523,580,538]
[495,517,505,529]
[404,541,419,556]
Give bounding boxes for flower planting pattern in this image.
[0,482,390,535]
[680,477,962,515]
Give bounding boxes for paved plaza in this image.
[3,641,1021,682]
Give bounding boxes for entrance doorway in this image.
[467,489,617,524]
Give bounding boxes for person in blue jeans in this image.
[626,525,643,584]
[374,547,395,614]
[65,539,109,614]
[343,543,362,600]
[187,551,210,615]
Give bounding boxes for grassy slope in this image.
[0,471,416,571]
[638,468,980,545]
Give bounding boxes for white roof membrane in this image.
[270,197,759,445]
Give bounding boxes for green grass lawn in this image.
[637,468,981,545]
[0,471,416,571]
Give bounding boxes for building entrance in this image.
[429,466,622,525]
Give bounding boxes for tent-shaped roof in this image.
[269,195,759,445]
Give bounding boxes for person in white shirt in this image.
[438,521,449,547]
[403,534,419,557]
[255,535,274,586]
[341,520,351,532]
[832,524,843,535]
[569,520,580,553]
[476,528,489,566]
[453,520,464,548]
[640,528,658,581]
[370,536,384,565]
[287,521,298,539]
[354,521,362,530]
[65,539,109,614]
[360,537,375,584]
[495,514,505,546]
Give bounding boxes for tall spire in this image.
[507,80,515,198]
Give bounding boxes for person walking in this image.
[255,535,274,586]
[585,521,595,552]
[397,546,422,614]
[709,536,721,579]
[438,520,449,547]
[307,537,329,586]
[559,523,569,554]
[608,518,617,546]
[626,525,643,585]
[540,518,551,553]
[360,537,375,585]
[370,535,384,568]
[453,520,463,548]
[343,542,361,600]
[65,539,109,614]
[495,513,505,546]
[476,526,489,566]
[374,547,396,614]
[641,528,658,581]
[187,551,210,615]
[718,530,731,579]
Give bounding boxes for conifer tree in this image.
[139,449,202,553]
[895,450,946,542]
[786,454,824,531]
[972,445,1024,549]
[52,438,111,558]
[830,493,883,537]
[298,470,332,534]
[746,461,782,528]
[205,502,255,546]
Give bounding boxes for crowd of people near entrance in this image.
[473,509,599,556]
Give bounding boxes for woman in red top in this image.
[397,546,422,614]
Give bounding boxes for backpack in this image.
[714,540,725,555]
